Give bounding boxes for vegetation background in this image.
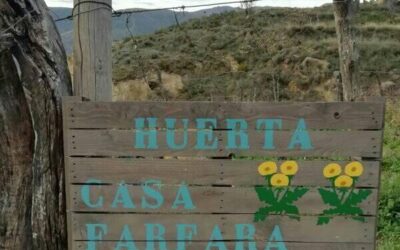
[63,3,400,249]
[116,5,400,249]
[380,100,400,250]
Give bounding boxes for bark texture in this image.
[333,0,360,101]
[0,0,72,249]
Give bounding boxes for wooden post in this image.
[333,0,359,101]
[73,0,112,101]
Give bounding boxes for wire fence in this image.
[107,0,399,101]
[53,0,262,22]
[1,0,397,101]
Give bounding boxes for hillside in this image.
[50,6,234,53]
[112,4,400,102]
[55,4,400,249]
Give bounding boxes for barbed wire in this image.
[54,6,113,22]
[54,0,353,23]
[53,0,260,22]
[114,0,259,15]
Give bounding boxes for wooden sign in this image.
[62,97,385,250]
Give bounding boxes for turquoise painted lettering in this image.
[288,119,313,150]
[86,224,108,250]
[111,182,135,209]
[226,119,249,149]
[166,118,189,150]
[141,180,164,209]
[81,179,104,209]
[257,119,282,150]
[235,224,256,250]
[264,225,288,250]
[176,224,198,250]
[134,118,158,149]
[206,225,227,250]
[145,224,167,250]
[114,225,137,250]
[195,118,218,150]
[172,183,195,210]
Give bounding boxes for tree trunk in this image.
[0,0,72,249]
[333,0,359,101]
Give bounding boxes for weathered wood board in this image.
[67,129,381,158]
[63,98,385,250]
[68,158,381,187]
[71,214,376,242]
[66,101,384,129]
[70,185,379,214]
[72,242,375,250]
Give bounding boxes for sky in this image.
[45,0,333,11]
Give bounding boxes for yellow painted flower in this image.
[280,161,299,176]
[270,174,289,187]
[344,162,364,177]
[323,163,342,178]
[334,175,354,188]
[258,161,278,176]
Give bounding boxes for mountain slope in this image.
[50,6,235,53]
[112,4,400,101]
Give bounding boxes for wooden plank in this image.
[72,241,374,250]
[68,158,380,188]
[64,101,385,130]
[63,100,385,250]
[62,97,83,250]
[70,185,378,215]
[67,130,382,158]
[71,214,376,242]
[371,98,386,250]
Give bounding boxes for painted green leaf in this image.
[254,207,271,222]
[322,208,341,215]
[284,187,309,204]
[318,188,341,206]
[345,189,372,207]
[340,206,364,216]
[283,204,300,216]
[317,208,341,225]
[273,205,285,214]
[317,216,331,225]
[255,186,275,204]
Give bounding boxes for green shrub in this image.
[379,101,400,249]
